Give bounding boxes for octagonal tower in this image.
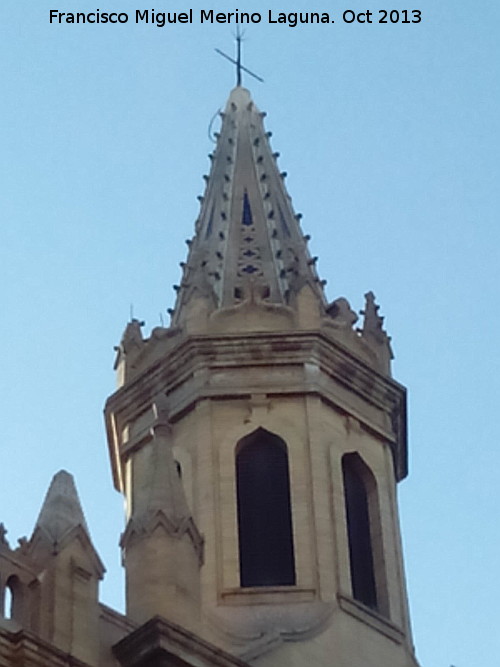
[105,86,419,667]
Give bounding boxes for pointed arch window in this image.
[342,453,387,614]
[2,575,22,621]
[2,584,12,619]
[236,428,295,587]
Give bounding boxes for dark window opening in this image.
[242,191,253,226]
[241,264,258,274]
[236,428,295,587]
[342,454,378,610]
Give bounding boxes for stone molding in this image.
[337,594,407,645]
[113,615,251,667]
[106,330,407,489]
[0,624,92,667]
[120,511,204,565]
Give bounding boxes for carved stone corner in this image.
[113,615,251,667]
[244,394,271,423]
[15,537,30,558]
[326,298,358,329]
[207,600,334,659]
[344,415,362,435]
[122,512,204,566]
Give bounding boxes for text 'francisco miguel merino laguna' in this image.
[49,9,338,26]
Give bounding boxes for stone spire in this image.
[146,407,191,524]
[120,397,203,628]
[33,469,90,543]
[121,396,203,562]
[27,470,104,665]
[171,87,326,325]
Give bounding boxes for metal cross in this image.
[215,29,264,87]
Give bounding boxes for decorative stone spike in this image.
[118,319,145,359]
[0,523,9,548]
[360,291,394,372]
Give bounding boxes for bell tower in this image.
[105,86,420,667]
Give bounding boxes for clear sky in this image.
[1,2,499,666]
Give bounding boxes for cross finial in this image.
[236,29,242,87]
[215,29,264,87]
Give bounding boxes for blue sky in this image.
[1,2,499,666]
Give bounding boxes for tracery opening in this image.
[236,428,295,587]
[342,453,387,614]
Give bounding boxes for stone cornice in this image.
[113,615,251,667]
[338,594,407,646]
[105,330,407,487]
[0,624,92,667]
